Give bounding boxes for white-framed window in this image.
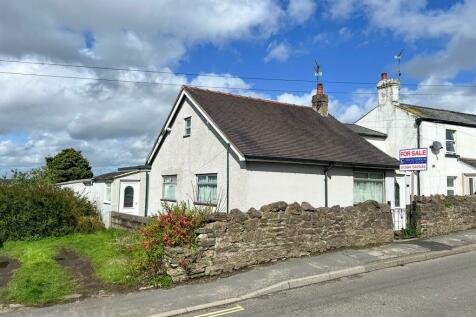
[197,174,217,204]
[354,171,385,203]
[162,175,177,201]
[105,183,112,203]
[446,129,456,154]
[184,117,191,137]
[447,176,457,196]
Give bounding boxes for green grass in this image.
[0,229,142,305]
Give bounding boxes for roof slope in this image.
[185,86,398,168]
[460,158,476,169]
[399,103,476,127]
[93,171,130,181]
[345,124,387,138]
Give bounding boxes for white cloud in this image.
[0,0,286,68]
[264,41,293,62]
[287,0,317,24]
[324,0,476,79]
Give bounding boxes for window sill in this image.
[161,198,177,202]
[445,153,459,158]
[193,201,217,207]
[183,135,190,138]
[104,201,111,205]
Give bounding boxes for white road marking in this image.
[193,305,244,317]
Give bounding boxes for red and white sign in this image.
[399,148,428,171]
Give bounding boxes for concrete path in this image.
[3,230,476,317]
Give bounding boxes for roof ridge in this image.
[183,85,312,109]
[401,103,476,118]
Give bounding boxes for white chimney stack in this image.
[377,72,400,107]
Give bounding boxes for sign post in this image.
[399,148,428,233]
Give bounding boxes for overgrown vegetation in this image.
[0,230,142,305]
[0,168,103,242]
[137,202,209,287]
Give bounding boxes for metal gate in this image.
[391,208,407,231]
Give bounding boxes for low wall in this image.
[110,212,150,230]
[164,201,394,281]
[416,195,476,238]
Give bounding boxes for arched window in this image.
[124,186,134,208]
[394,182,400,207]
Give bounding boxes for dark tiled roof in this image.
[399,103,476,127]
[345,124,387,138]
[460,158,476,169]
[93,171,130,181]
[184,86,399,169]
[117,165,151,171]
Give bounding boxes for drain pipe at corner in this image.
[324,163,334,208]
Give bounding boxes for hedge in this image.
[0,182,103,241]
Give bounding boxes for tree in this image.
[46,148,93,183]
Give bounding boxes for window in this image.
[354,171,385,204]
[124,186,134,208]
[162,175,177,201]
[446,129,456,154]
[184,117,191,137]
[470,178,474,195]
[394,182,400,207]
[447,176,456,196]
[197,174,217,204]
[105,183,112,203]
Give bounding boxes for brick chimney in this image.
[377,72,400,107]
[312,83,329,117]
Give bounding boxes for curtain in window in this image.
[163,176,177,200]
[354,180,384,203]
[197,175,217,204]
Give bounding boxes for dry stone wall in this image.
[110,212,150,230]
[415,195,476,238]
[164,201,394,281]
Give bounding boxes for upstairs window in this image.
[124,186,134,208]
[162,175,177,201]
[105,183,112,203]
[197,174,217,205]
[447,176,457,196]
[184,117,191,137]
[446,129,456,154]
[354,171,384,204]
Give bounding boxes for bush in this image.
[75,216,105,234]
[0,181,102,241]
[137,202,209,286]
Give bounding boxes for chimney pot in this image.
[317,83,324,95]
[381,72,388,80]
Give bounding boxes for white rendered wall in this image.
[419,121,476,196]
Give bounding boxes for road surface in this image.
[186,251,476,317]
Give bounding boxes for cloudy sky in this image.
[1,0,476,175]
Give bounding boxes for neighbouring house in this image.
[58,165,150,226]
[355,72,476,208]
[146,84,399,214]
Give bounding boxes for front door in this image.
[119,181,140,214]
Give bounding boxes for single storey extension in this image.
[146,84,399,214]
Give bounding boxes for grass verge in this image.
[0,229,142,305]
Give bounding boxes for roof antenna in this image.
[394,49,404,80]
[314,60,322,85]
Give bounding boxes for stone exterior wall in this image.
[110,212,150,230]
[416,195,476,238]
[164,201,394,281]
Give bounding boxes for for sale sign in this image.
[399,148,428,171]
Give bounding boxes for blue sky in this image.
[0,0,475,176]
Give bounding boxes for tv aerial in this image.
[314,60,322,84]
[394,49,404,79]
